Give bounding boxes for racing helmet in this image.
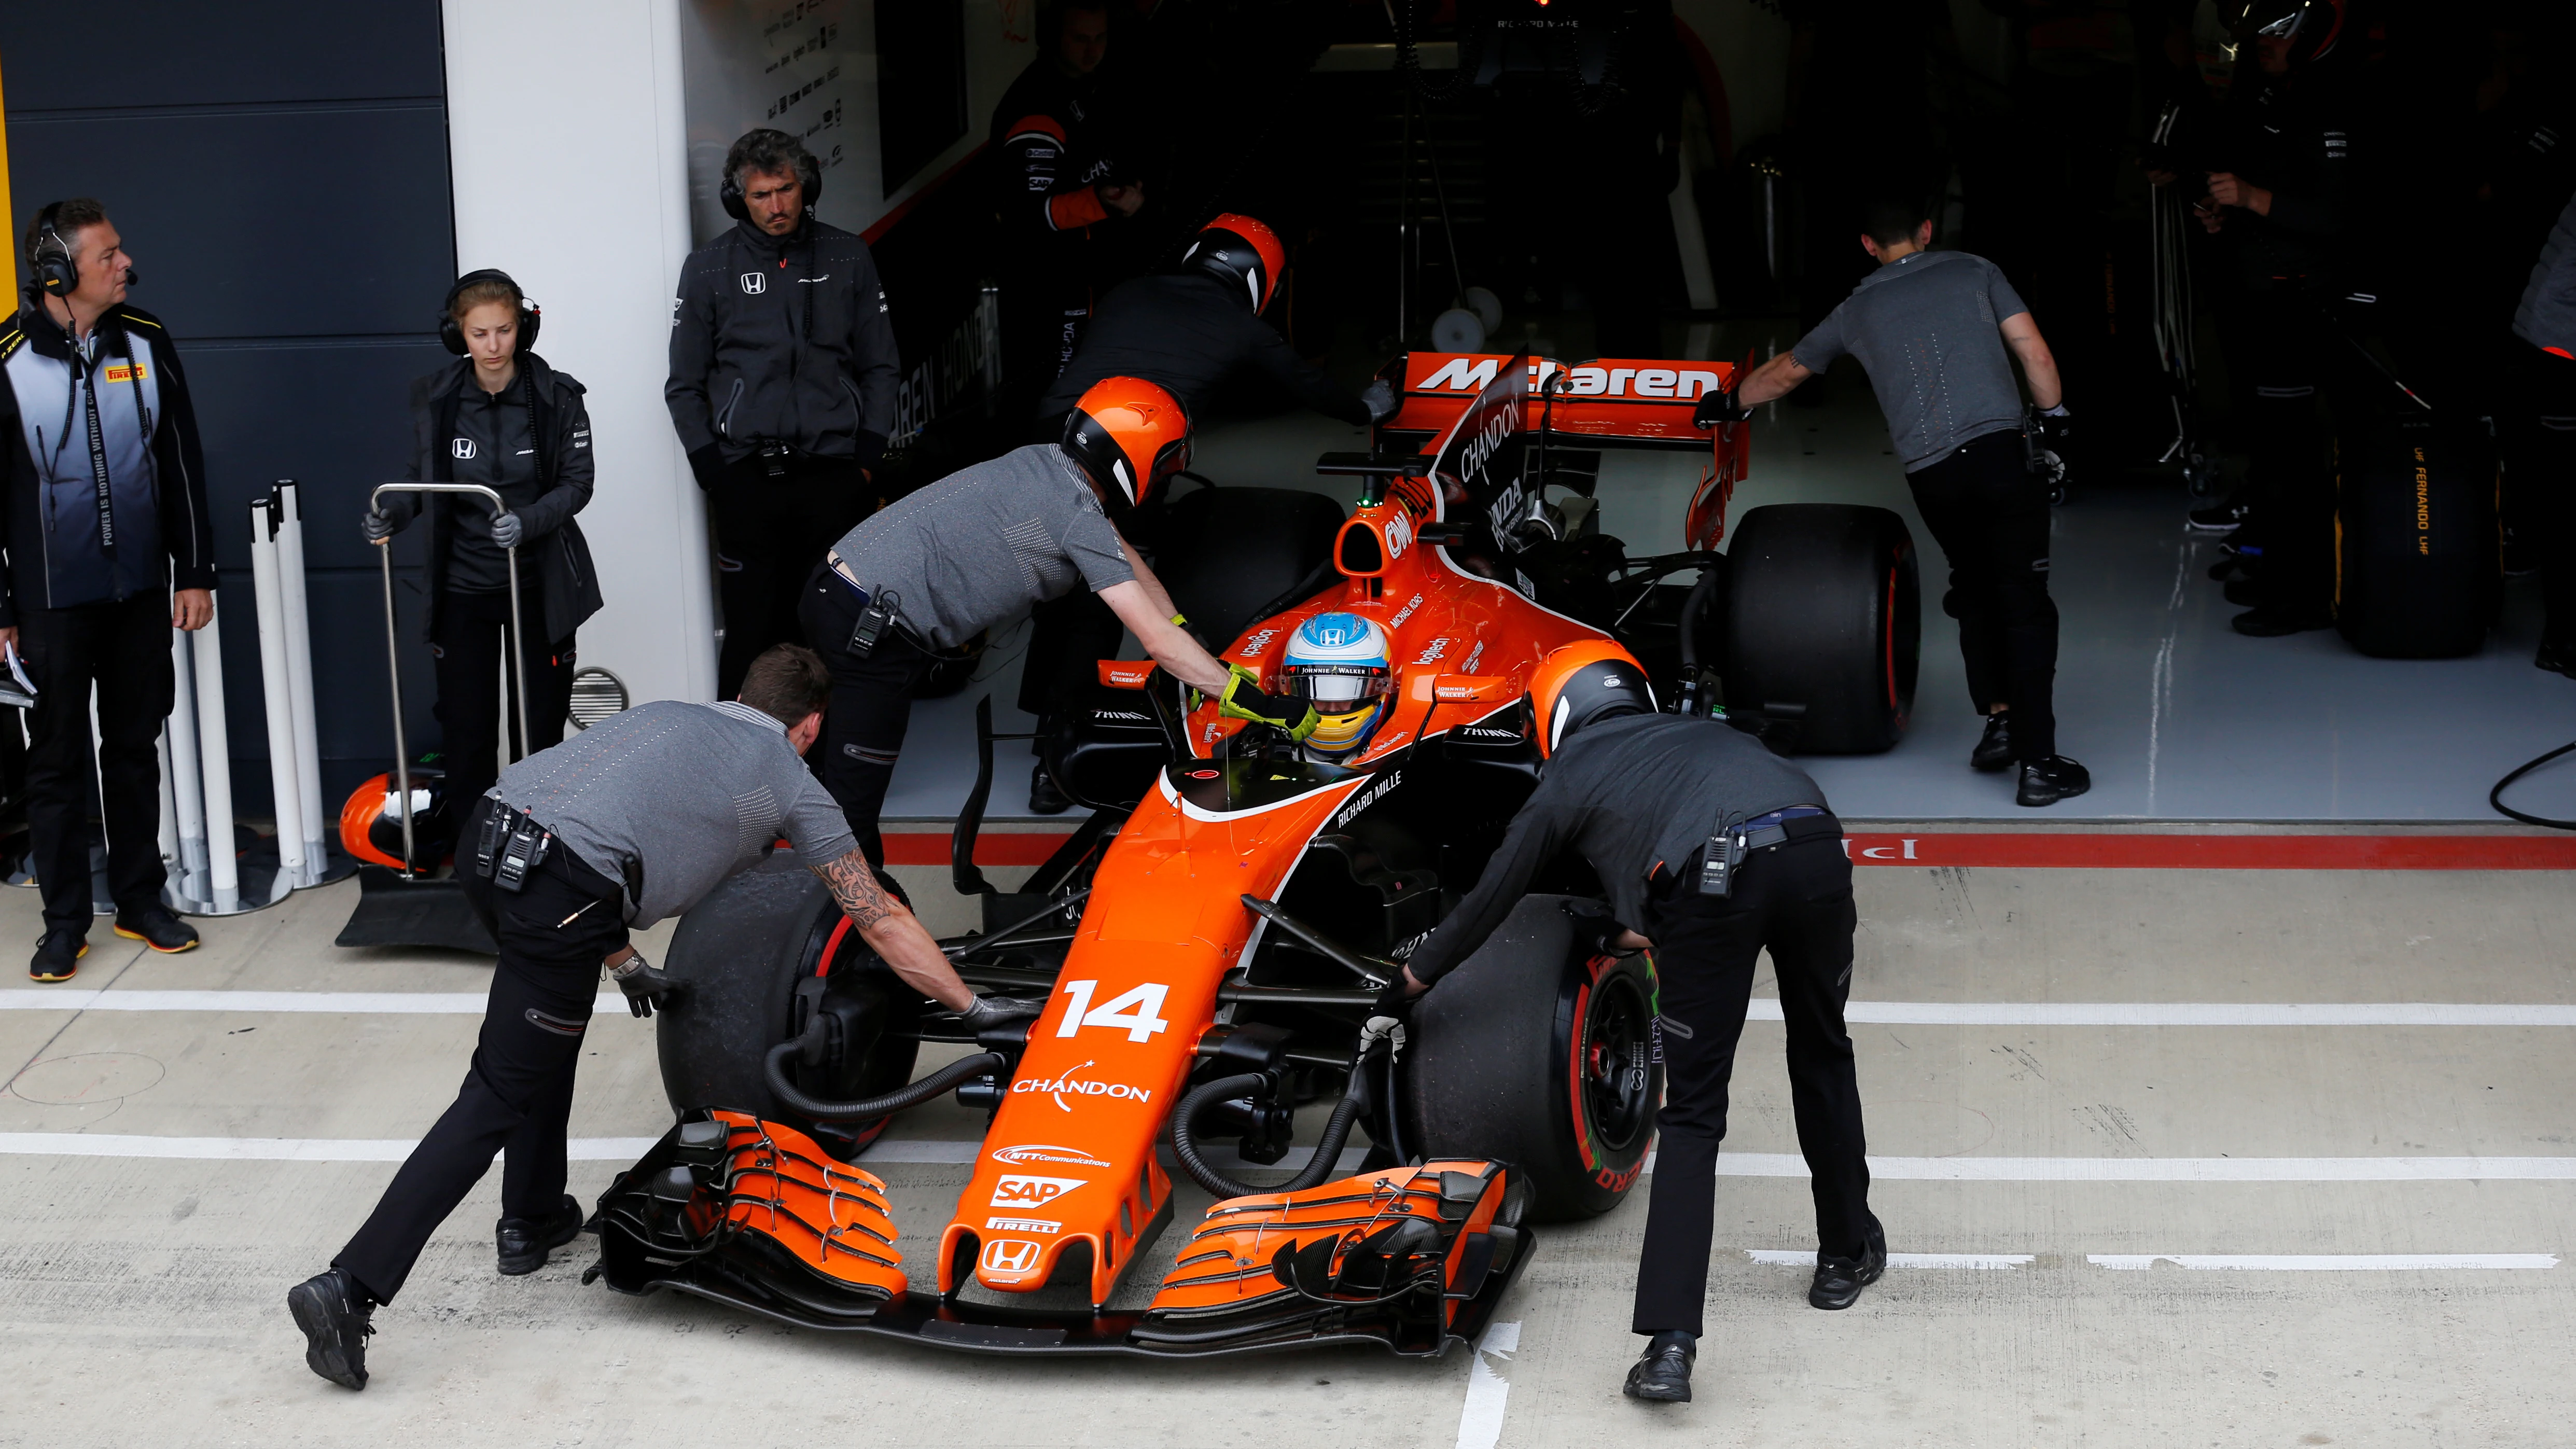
[1529,639,1655,758]
[1182,214,1287,314]
[1281,612,1393,756]
[2243,0,2345,67]
[1062,375,1192,521]
[339,762,454,872]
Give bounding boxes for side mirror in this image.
[1097,660,1153,689]
[1408,673,1512,703]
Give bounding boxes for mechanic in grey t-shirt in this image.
[298,646,1036,1386]
[1718,197,2088,808]
[796,375,1321,869]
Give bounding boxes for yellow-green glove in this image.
[1218,662,1320,742]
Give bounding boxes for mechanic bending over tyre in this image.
[364,270,602,821]
[1717,196,2089,807]
[288,645,1033,1392]
[801,373,1317,876]
[1017,214,1401,812]
[667,127,902,699]
[1386,645,1883,1406]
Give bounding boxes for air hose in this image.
[2491,739,2576,831]
[1167,1034,1391,1203]
[762,1033,1010,1123]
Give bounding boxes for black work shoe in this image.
[2537,639,2576,680]
[287,1269,375,1390]
[1810,1222,1888,1310]
[2230,605,2332,637]
[2187,496,2250,533]
[113,905,200,954]
[1027,762,1071,816]
[29,929,85,983]
[2017,756,2092,808]
[1970,713,2013,772]
[496,1193,587,1275]
[1622,1330,1697,1402]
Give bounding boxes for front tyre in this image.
[1402,895,1661,1222]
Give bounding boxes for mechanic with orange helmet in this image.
[1389,643,1883,1406]
[1019,214,1399,813]
[801,374,1317,874]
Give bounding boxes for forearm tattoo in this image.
[813,849,901,932]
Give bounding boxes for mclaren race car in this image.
[590,350,1920,1358]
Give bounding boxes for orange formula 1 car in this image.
[589,352,1920,1357]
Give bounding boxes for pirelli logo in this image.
[103,362,148,384]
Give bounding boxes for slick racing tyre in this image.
[656,854,921,1158]
[1403,894,1661,1222]
[1723,503,1919,754]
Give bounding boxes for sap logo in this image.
[993,1144,1113,1168]
[1460,640,1486,674]
[740,272,768,295]
[1387,593,1426,629]
[985,1217,1062,1235]
[1419,356,1500,393]
[1331,769,1402,830]
[1054,980,1172,1042]
[451,439,477,460]
[1558,366,1723,400]
[1237,628,1279,659]
[992,1175,1085,1208]
[981,1238,1043,1275]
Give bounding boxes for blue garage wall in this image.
[0,2,453,810]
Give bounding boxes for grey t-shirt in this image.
[1790,250,2031,470]
[828,443,1136,649]
[491,699,858,926]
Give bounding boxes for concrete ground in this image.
[4,835,2571,1446]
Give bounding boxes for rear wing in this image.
[1372,351,1750,548]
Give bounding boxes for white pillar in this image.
[248,499,308,898]
[165,626,210,907]
[272,481,327,874]
[191,596,240,913]
[442,0,713,707]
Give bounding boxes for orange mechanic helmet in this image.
[1062,375,1192,518]
[1183,213,1287,314]
[1528,639,1656,758]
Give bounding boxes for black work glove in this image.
[1372,975,1418,1021]
[489,510,524,549]
[611,952,686,1018]
[1692,387,1751,430]
[1360,379,1399,424]
[1563,899,1641,959]
[959,994,1043,1032]
[686,444,726,493]
[361,508,400,542]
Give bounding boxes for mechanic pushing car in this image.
[1388,644,1883,1405]
[800,373,1320,874]
[286,645,1035,1392]
[1015,214,1398,814]
[1714,195,2089,807]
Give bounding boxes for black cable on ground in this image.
[2490,740,2576,830]
[1169,1070,1367,1202]
[762,1042,1009,1122]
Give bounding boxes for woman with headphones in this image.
[364,271,603,821]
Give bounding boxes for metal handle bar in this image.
[369,482,531,873]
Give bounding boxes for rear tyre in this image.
[1723,503,1919,754]
[1403,895,1661,1222]
[656,854,920,1156]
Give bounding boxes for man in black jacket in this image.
[667,129,902,698]
[1389,646,1882,1406]
[0,199,217,981]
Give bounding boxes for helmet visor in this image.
[1287,663,1389,706]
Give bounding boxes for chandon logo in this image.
[1012,1059,1154,1110]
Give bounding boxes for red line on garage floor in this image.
[886,829,2576,871]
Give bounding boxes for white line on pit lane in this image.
[2088,1253,2560,1271]
[1746,1250,2036,1269]
[9,989,2576,1026]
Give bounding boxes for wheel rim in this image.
[1578,969,1656,1154]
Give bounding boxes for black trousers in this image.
[1632,830,1873,1337]
[430,589,573,817]
[798,565,934,874]
[1905,428,2060,761]
[335,798,627,1303]
[2220,292,2340,610]
[712,453,874,700]
[20,591,173,933]
[2504,344,2576,646]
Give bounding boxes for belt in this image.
[1738,804,1833,852]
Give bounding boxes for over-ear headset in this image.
[30,204,81,298]
[439,269,541,357]
[718,135,824,222]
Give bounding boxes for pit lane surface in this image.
[2,836,2570,1446]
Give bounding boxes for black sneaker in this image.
[2230,605,2332,637]
[1622,1330,1697,1402]
[287,1269,375,1390]
[2187,496,2250,533]
[2537,639,2576,680]
[1970,713,2013,773]
[113,905,200,953]
[496,1193,587,1275]
[2017,756,2092,808]
[1027,762,1071,816]
[1811,1221,1888,1309]
[29,929,85,983]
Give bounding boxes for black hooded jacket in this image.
[666,216,901,473]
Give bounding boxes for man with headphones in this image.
[1387,644,1882,1405]
[1,199,217,982]
[667,128,903,699]
[1017,214,1398,813]
[800,374,1315,877]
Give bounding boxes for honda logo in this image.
[980,1238,1042,1275]
[451,438,476,459]
[740,271,767,295]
